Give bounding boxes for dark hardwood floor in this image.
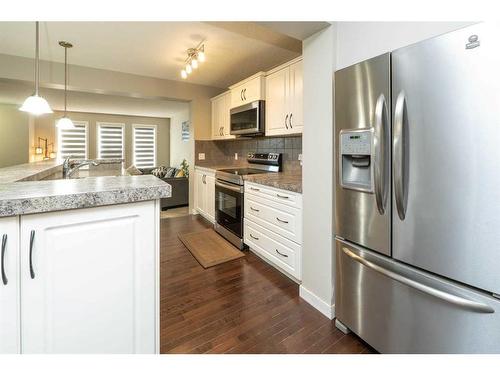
[160,214,375,354]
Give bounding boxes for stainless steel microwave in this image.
[230,100,265,136]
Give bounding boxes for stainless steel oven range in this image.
[214,152,282,249]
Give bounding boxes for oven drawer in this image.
[245,193,302,244]
[244,219,301,280]
[245,182,302,209]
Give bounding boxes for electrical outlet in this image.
[198,153,205,160]
[234,153,238,160]
[298,153,302,161]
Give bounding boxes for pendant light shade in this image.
[56,40,75,129]
[20,22,53,115]
[56,116,75,129]
[20,95,53,115]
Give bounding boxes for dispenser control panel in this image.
[340,130,372,155]
[339,128,374,193]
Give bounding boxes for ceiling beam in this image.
[205,22,302,53]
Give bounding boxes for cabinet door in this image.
[242,76,263,103]
[265,68,289,136]
[289,60,303,134]
[211,97,222,139]
[231,84,246,108]
[205,175,216,221]
[20,201,158,354]
[0,216,20,354]
[222,93,235,139]
[195,170,206,215]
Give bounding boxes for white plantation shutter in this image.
[133,125,156,168]
[97,122,124,160]
[57,121,89,159]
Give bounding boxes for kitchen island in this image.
[0,160,171,354]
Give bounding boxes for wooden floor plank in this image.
[160,215,375,354]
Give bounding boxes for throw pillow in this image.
[126,165,143,176]
[174,169,185,178]
[152,166,167,178]
[165,167,177,178]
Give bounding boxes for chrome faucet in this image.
[62,156,101,178]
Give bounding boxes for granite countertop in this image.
[243,173,302,193]
[0,161,171,217]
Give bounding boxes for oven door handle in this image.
[216,180,243,193]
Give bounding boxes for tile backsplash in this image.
[195,135,302,174]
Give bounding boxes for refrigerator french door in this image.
[392,22,500,295]
[334,53,391,256]
[334,23,500,353]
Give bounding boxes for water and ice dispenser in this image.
[339,129,374,192]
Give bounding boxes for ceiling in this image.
[0,22,311,88]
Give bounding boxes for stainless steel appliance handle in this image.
[1,234,7,285]
[393,91,407,220]
[275,249,288,258]
[285,114,289,129]
[29,230,35,279]
[215,180,243,193]
[373,93,388,215]
[342,247,495,314]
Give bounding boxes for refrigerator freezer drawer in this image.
[335,238,500,353]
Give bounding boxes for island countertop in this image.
[0,161,171,217]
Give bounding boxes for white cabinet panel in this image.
[0,216,20,354]
[211,91,234,140]
[194,168,215,223]
[230,74,265,108]
[265,59,303,136]
[20,201,157,354]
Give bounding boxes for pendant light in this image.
[56,41,75,129]
[19,22,53,115]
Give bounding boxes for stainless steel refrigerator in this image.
[334,22,500,353]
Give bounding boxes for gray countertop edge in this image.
[0,176,171,217]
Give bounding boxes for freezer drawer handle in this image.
[373,93,389,215]
[342,247,495,314]
[1,234,7,285]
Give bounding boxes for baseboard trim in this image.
[299,285,335,320]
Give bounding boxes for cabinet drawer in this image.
[245,194,302,244]
[245,182,302,209]
[244,219,301,280]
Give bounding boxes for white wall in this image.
[336,22,475,69]
[300,25,337,319]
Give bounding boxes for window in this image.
[133,125,156,168]
[57,121,89,159]
[97,122,125,160]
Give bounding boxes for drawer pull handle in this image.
[250,187,260,191]
[276,194,289,199]
[275,249,289,258]
[249,233,259,241]
[1,234,7,285]
[276,217,289,224]
[250,207,260,212]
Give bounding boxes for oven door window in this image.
[231,108,257,133]
[216,187,243,237]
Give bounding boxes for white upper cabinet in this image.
[265,58,303,136]
[19,202,157,354]
[0,216,20,354]
[211,91,234,140]
[230,73,265,108]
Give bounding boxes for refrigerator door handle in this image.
[393,91,407,220]
[342,247,495,314]
[373,93,389,215]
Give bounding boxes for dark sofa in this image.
[139,167,189,210]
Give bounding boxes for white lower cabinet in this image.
[194,167,215,223]
[0,216,20,353]
[244,182,302,281]
[0,200,159,354]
